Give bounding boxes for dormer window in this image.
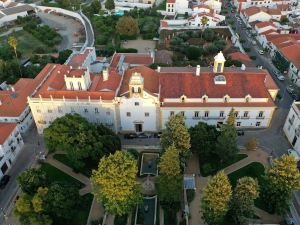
[202,95,208,102]
[224,95,230,103]
[245,95,251,103]
[181,95,187,102]
[214,75,226,85]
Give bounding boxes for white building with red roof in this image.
[0,123,23,179]
[28,51,278,134]
[234,0,291,13]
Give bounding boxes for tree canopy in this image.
[201,171,232,225]
[116,16,139,37]
[262,155,300,215]
[105,0,115,10]
[18,168,48,195]
[44,113,120,170]
[160,114,191,158]
[91,151,142,216]
[159,144,180,176]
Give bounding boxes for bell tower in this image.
[213,51,226,73]
[129,72,144,97]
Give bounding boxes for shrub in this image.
[201,163,213,176]
[127,149,139,160]
[186,46,202,60]
[116,48,138,53]
[244,47,251,52]
[114,214,128,225]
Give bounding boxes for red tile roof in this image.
[67,48,93,68]
[255,21,275,28]
[228,52,252,64]
[280,43,300,68]
[162,102,275,107]
[110,53,153,68]
[32,64,121,101]
[0,64,51,117]
[166,0,175,3]
[0,123,17,144]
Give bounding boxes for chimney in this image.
[196,65,201,76]
[103,68,109,81]
[0,100,2,105]
[11,85,15,92]
[241,64,246,71]
[157,66,161,72]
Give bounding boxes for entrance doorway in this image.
[292,136,298,146]
[135,123,143,133]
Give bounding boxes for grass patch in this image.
[40,163,84,188]
[53,154,97,177]
[0,30,54,59]
[114,214,128,225]
[200,153,248,177]
[227,162,271,213]
[69,193,93,225]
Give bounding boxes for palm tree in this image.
[8,35,22,77]
[200,16,209,39]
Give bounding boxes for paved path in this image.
[0,27,22,37]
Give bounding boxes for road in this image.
[79,11,95,47]
[0,126,45,225]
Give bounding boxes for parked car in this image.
[137,133,149,138]
[124,133,138,139]
[292,93,300,101]
[287,149,300,161]
[256,65,263,69]
[0,175,10,189]
[286,85,295,94]
[237,130,244,136]
[258,50,264,55]
[276,74,285,81]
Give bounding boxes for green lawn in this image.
[53,154,97,177]
[70,193,94,225]
[228,162,271,213]
[0,30,54,59]
[40,163,84,188]
[200,153,248,177]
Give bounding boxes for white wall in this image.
[0,126,24,179]
[0,11,28,27]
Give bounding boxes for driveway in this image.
[38,12,84,50]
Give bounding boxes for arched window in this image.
[138,87,141,93]
[78,82,82,90]
[70,82,74,90]
[131,87,135,93]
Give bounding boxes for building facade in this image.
[0,123,24,179]
[28,52,279,134]
[283,101,300,152]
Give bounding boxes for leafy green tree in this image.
[8,35,22,77]
[15,194,33,214]
[262,155,300,215]
[44,183,79,220]
[91,151,142,216]
[230,177,259,225]
[32,187,48,213]
[105,0,115,10]
[18,168,48,195]
[201,171,232,225]
[116,16,139,37]
[215,124,238,163]
[56,49,72,64]
[160,114,191,158]
[159,144,180,176]
[189,122,219,161]
[44,114,120,170]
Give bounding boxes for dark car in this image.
[137,133,149,138]
[0,175,10,189]
[124,133,138,139]
[237,130,244,136]
[292,93,300,101]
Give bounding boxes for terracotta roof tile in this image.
[110,53,153,68]
[255,21,275,28]
[67,48,93,68]
[280,43,300,68]
[0,123,17,144]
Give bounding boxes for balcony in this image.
[256,116,265,119]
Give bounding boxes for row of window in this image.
[170,111,264,118]
[69,81,83,91]
[237,121,261,127]
[37,108,111,115]
[250,1,271,5]
[127,112,149,117]
[181,96,252,103]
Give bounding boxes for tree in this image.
[262,155,300,215]
[116,16,139,37]
[44,183,79,220]
[15,194,33,214]
[159,145,180,176]
[230,177,259,225]
[56,49,72,64]
[8,35,22,77]
[189,122,219,161]
[215,124,238,163]
[32,187,48,213]
[200,16,209,39]
[91,151,142,216]
[245,138,258,151]
[18,168,48,195]
[201,171,232,225]
[105,0,115,10]
[186,46,202,60]
[226,108,235,126]
[160,114,191,158]
[44,114,120,170]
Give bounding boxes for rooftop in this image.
[0,4,34,15]
[280,43,300,69]
[67,48,94,68]
[0,123,17,144]
[110,53,154,68]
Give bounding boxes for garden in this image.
[158,28,238,67]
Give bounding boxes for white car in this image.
[287,149,300,161]
[258,50,264,55]
[276,74,285,81]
